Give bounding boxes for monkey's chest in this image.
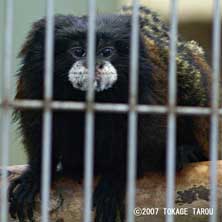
[57,113,128,172]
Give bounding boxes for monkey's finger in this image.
[95,204,104,222]
[26,184,38,222]
[9,203,17,219]
[16,184,30,222]
[93,179,110,208]
[8,177,22,201]
[95,195,117,222]
[104,197,117,222]
[9,184,25,219]
[119,202,125,222]
[94,194,106,222]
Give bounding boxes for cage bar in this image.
[126,1,140,222]
[4,99,221,115]
[209,0,221,222]
[83,0,96,221]
[0,0,14,221]
[166,1,178,222]
[40,0,55,221]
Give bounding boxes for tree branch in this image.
[1,161,222,222]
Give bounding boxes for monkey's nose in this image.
[96,61,105,71]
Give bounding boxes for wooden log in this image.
[0,161,222,222]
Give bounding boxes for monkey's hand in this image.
[93,175,125,222]
[8,168,40,222]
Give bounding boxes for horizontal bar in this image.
[1,99,221,115]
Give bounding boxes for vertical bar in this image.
[83,0,96,221]
[41,0,54,221]
[209,0,221,222]
[166,1,178,222]
[126,1,140,222]
[0,0,13,222]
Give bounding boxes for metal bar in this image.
[166,1,178,222]
[1,99,221,114]
[0,110,11,222]
[40,0,54,221]
[176,107,211,115]
[1,100,217,114]
[83,0,96,221]
[126,1,140,222]
[0,0,13,221]
[209,0,221,221]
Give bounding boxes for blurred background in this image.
[0,0,221,165]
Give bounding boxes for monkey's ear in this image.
[18,17,47,58]
[18,15,78,58]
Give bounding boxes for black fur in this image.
[8,12,208,222]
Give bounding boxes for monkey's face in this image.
[19,15,136,101]
[68,46,118,92]
[52,15,132,94]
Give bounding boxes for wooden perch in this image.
[1,161,222,222]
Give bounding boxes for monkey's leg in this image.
[93,174,125,222]
[176,144,207,170]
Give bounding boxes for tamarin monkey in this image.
[9,6,217,222]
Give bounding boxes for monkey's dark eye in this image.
[99,47,114,58]
[70,47,86,58]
